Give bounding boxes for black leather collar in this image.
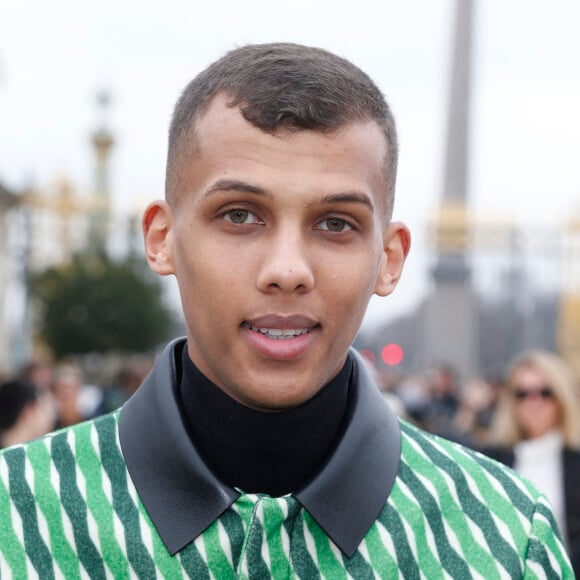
[119,338,401,558]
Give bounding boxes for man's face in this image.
[144,95,409,411]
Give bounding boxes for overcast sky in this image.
[1,0,579,330]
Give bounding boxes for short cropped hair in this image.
[489,350,580,449]
[0,379,38,432]
[166,43,398,217]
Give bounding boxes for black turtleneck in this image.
[179,347,352,497]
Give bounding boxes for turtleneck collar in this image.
[179,346,352,497]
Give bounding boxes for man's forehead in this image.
[170,96,392,217]
[188,99,389,179]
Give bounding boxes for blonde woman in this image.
[485,350,580,574]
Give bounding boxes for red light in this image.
[359,349,376,366]
[381,343,403,366]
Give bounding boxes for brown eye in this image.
[225,209,250,224]
[319,218,351,232]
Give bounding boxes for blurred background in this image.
[0,0,579,381]
[3,4,580,565]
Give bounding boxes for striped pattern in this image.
[0,413,573,578]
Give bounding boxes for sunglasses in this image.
[513,387,554,401]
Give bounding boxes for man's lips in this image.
[242,314,319,340]
[242,314,320,359]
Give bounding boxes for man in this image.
[0,43,573,578]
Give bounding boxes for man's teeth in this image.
[245,324,313,339]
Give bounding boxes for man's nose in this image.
[256,230,315,294]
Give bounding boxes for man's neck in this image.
[178,347,352,496]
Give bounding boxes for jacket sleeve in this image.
[523,494,574,579]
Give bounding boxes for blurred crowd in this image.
[0,354,153,449]
[1,347,579,571]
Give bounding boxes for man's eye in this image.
[318,218,352,232]
[223,209,258,224]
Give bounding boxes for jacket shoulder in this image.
[0,411,160,579]
[0,411,123,515]
[387,420,573,577]
[400,421,543,521]
[0,410,120,461]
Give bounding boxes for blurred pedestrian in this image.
[395,373,431,423]
[19,358,55,395]
[421,363,460,435]
[52,364,102,427]
[0,379,56,448]
[450,377,496,448]
[99,355,154,414]
[485,350,580,574]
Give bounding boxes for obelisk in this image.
[420,0,479,376]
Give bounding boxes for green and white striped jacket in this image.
[0,343,574,578]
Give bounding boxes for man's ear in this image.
[374,221,411,297]
[142,200,175,276]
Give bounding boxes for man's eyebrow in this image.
[201,182,374,212]
[318,192,375,212]
[201,179,272,199]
